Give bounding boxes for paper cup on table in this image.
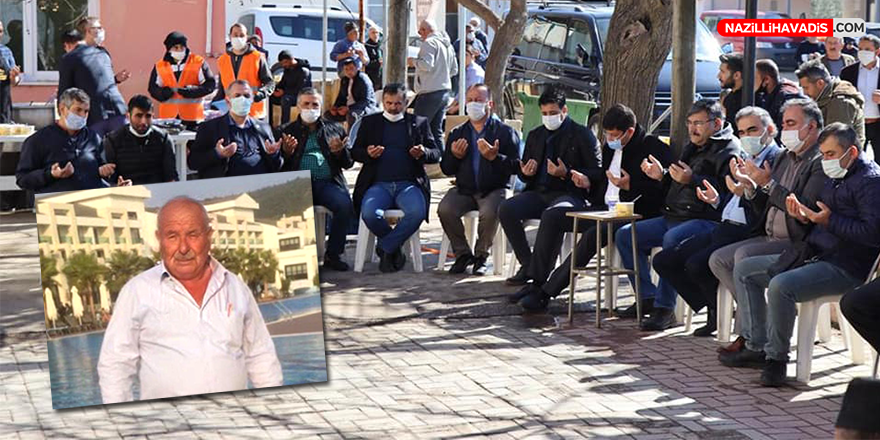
[616,202,635,216]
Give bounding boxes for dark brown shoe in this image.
[717,335,746,354]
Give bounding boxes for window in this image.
[0,0,98,83]
[96,249,104,259]
[563,19,595,67]
[541,16,568,64]
[239,14,255,34]
[270,16,350,42]
[279,237,301,252]
[127,212,137,220]
[517,16,552,59]
[130,229,141,244]
[285,264,308,280]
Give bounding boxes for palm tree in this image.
[40,251,62,317]
[253,249,279,299]
[105,250,155,302]
[62,251,106,324]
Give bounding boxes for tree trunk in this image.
[670,0,696,155]
[599,0,674,134]
[386,0,411,85]
[452,0,527,116]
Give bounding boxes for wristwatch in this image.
[761,179,774,193]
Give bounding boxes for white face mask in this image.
[231,37,248,51]
[300,108,321,124]
[129,124,151,138]
[781,124,807,152]
[64,111,87,131]
[95,29,106,45]
[859,49,876,66]
[230,96,253,117]
[465,102,488,121]
[740,128,767,156]
[542,113,564,131]
[170,50,186,62]
[822,151,852,179]
[467,31,476,41]
[383,111,404,123]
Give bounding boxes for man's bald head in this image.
[418,19,437,40]
[156,197,213,282]
[157,197,210,231]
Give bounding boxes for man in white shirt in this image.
[841,34,880,163]
[98,196,282,404]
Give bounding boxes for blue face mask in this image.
[65,112,87,131]
[230,96,253,117]
[606,131,627,150]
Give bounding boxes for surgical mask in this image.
[64,112,87,131]
[129,124,151,138]
[230,96,253,116]
[300,109,321,124]
[95,29,106,45]
[231,37,247,51]
[606,134,624,151]
[859,49,876,66]
[781,125,806,152]
[822,154,850,179]
[467,31,476,41]
[465,102,487,121]
[383,111,404,123]
[740,128,767,156]
[170,50,186,62]
[542,114,564,131]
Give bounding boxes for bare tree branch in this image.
[453,0,502,30]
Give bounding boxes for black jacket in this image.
[721,87,743,128]
[15,124,109,193]
[748,143,827,242]
[188,114,282,179]
[758,79,806,134]
[276,117,353,189]
[57,44,126,126]
[148,50,217,104]
[351,112,441,221]
[840,62,879,93]
[662,122,742,221]
[519,117,603,207]
[274,58,312,99]
[103,125,178,185]
[334,72,378,116]
[441,116,520,196]
[595,124,672,217]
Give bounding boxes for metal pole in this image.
[742,0,757,108]
[382,0,388,88]
[458,6,466,116]
[323,0,329,101]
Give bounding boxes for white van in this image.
[236,6,387,73]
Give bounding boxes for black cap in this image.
[836,378,880,433]
[163,31,187,50]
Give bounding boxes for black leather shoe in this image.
[323,256,350,272]
[520,290,550,313]
[392,248,406,272]
[693,308,717,337]
[471,255,489,276]
[617,299,654,319]
[449,253,473,274]
[505,266,531,286]
[378,248,394,273]
[719,347,766,369]
[760,358,788,387]
[640,307,676,331]
[508,284,535,303]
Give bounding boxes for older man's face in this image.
[157,201,213,282]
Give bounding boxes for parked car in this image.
[236,6,417,73]
[506,3,723,135]
[700,10,800,70]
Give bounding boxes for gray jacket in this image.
[414,33,457,94]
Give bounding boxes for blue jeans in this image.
[734,255,862,360]
[615,217,718,309]
[361,181,426,254]
[313,180,355,259]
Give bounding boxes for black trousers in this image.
[840,278,880,353]
[498,190,585,271]
[866,121,880,166]
[540,222,623,297]
[652,221,751,313]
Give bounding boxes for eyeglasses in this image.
[685,119,711,128]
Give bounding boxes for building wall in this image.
[14,0,227,107]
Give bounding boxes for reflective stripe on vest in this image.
[155,54,206,121]
[218,51,265,119]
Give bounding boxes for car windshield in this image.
[595,17,722,61]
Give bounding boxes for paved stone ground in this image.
[1,171,873,439]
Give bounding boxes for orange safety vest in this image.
[155,54,206,122]
[218,50,265,119]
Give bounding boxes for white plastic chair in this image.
[794,253,880,383]
[646,247,693,330]
[436,211,506,275]
[717,286,735,343]
[354,210,423,273]
[314,206,331,262]
[505,219,574,278]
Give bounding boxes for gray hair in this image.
[860,34,880,51]
[296,87,323,104]
[734,106,776,132]
[780,98,825,129]
[58,88,90,109]
[468,17,481,28]
[157,197,210,231]
[818,122,860,151]
[420,19,437,33]
[795,60,831,84]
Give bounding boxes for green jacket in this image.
[816,78,866,148]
